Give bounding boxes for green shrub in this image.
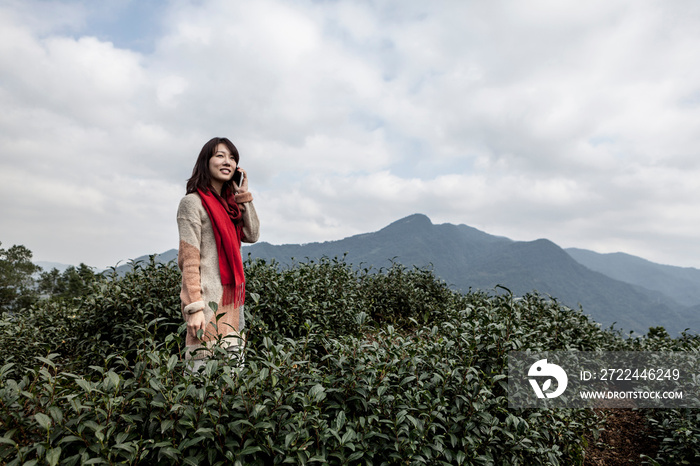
[361,262,465,329]
[71,259,182,369]
[0,256,698,464]
[0,299,81,374]
[244,256,363,343]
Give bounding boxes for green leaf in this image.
[106,371,120,389]
[285,432,296,448]
[83,458,108,465]
[161,419,176,433]
[76,378,93,393]
[240,446,262,455]
[400,375,416,386]
[167,354,178,372]
[341,430,355,445]
[113,443,136,453]
[335,410,346,430]
[36,356,57,368]
[0,436,16,446]
[159,447,181,461]
[309,383,326,401]
[34,413,52,430]
[46,447,61,466]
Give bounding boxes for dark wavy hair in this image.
[186,137,240,195]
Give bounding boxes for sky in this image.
[1,0,700,270]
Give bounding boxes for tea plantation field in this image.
[1,257,698,464]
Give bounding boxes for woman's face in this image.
[209,143,237,192]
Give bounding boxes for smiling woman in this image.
[177,137,260,372]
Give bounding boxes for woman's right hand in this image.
[187,311,206,340]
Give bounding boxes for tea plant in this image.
[0,256,698,464]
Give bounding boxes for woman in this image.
[177,137,260,371]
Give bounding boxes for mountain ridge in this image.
[565,248,700,307]
[98,214,700,335]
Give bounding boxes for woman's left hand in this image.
[235,168,248,193]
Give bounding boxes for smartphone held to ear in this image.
[233,168,243,186]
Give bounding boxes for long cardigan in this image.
[177,191,260,359]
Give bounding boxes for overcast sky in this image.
[1,0,700,270]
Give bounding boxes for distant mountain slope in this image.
[459,238,696,336]
[565,248,700,307]
[246,214,513,271]
[129,214,700,335]
[34,261,74,273]
[243,214,698,335]
[111,250,178,275]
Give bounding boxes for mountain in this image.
[131,214,700,336]
[109,250,178,275]
[34,261,75,273]
[565,248,700,307]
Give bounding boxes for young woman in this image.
[177,137,260,370]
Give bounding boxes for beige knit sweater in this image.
[177,191,260,359]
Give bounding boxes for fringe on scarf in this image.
[222,282,246,309]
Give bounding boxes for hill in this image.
[565,248,700,307]
[142,214,700,335]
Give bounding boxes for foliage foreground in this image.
[1,258,698,465]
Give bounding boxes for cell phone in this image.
[232,168,243,186]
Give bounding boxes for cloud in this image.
[1,0,700,268]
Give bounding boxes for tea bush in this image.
[360,261,466,329]
[0,256,698,464]
[243,257,467,343]
[0,298,82,374]
[243,256,364,343]
[72,260,183,368]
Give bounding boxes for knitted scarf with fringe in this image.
[197,187,245,309]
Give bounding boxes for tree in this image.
[38,263,97,299]
[37,267,62,296]
[0,241,41,313]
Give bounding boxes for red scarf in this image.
[198,188,246,309]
